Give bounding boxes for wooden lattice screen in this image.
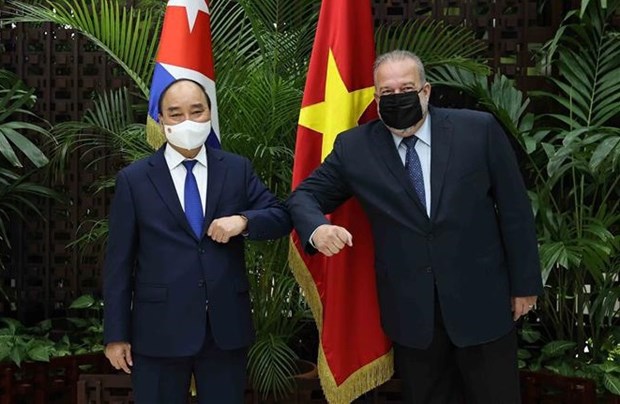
[0,21,130,322]
[0,0,578,323]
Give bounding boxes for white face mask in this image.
[163,120,211,150]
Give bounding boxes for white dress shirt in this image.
[164,144,208,213]
[391,114,432,216]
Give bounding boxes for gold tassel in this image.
[289,243,394,404]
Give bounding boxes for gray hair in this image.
[373,50,426,84]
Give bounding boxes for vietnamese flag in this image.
[289,0,393,402]
[146,0,219,149]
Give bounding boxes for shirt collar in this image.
[391,113,432,149]
[164,143,208,171]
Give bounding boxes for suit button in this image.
[198,280,205,287]
[198,248,205,254]
[424,266,432,273]
[427,234,433,241]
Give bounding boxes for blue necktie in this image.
[182,160,204,238]
[402,136,426,209]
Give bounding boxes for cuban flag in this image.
[146,0,220,148]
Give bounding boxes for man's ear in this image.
[421,83,431,101]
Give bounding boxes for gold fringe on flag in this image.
[289,242,394,404]
[146,116,166,149]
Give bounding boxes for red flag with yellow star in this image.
[289,0,393,402]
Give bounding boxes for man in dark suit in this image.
[287,50,543,403]
[103,79,291,404]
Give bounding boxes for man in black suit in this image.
[103,79,291,403]
[286,50,543,403]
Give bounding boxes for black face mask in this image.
[379,90,423,130]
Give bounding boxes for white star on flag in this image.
[166,0,210,33]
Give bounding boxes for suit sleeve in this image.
[103,170,137,344]
[286,136,353,253]
[486,115,543,296]
[238,158,292,240]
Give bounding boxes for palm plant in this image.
[0,69,57,252]
[0,69,50,169]
[529,0,620,373]
[0,69,58,310]
[212,0,319,398]
[455,0,620,395]
[375,18,490,77]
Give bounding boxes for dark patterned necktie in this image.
[402,136,426,209]
[182,160,204,238]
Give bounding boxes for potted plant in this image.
[437,0,620,398]
[0,294,111,404]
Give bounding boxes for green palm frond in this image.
[210,1,317,199]
[84,87,135,134]
[67,218,109,253]
[232,0,318,79]
[431,67,532,139]
[83,89,151,161]
[246,237,307,398]
[133,0,166,18]
[49,87,150,179]
[220,69,300,198]
[538,203,619,283]
[533,1,620,171]
[376,18,489,76]
[211,0,261,71]
[248,335,298,399]
[6,0,160,98]
[0,168,61,250]
[0,72,51,168]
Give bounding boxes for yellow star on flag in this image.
[298,49,375,161]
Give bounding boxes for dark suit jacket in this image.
[287,107,542,349]
[103,145,291,357]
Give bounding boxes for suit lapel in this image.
[147,146,198,240]
[429,107,453,221]
[203,147,227,232]
[371,123,428,216]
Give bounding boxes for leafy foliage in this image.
[0,294,103,366]
[0,70,58,258]
[6,0,160,98]
[510,1,620,397]
[530,2,620,368]
[375,18,490,77]
[0,70,50,168]
[0,169,58,250]
[415,0,620,397]
[519,322,620,396]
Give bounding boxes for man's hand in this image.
[104,342,133,374]
[512,296,537,321]
[207,215,248,243]
[311,224,353,257]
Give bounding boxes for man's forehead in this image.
[378,58,417,72]
[161,83,207,106]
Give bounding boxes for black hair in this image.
[157,78,212,115]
